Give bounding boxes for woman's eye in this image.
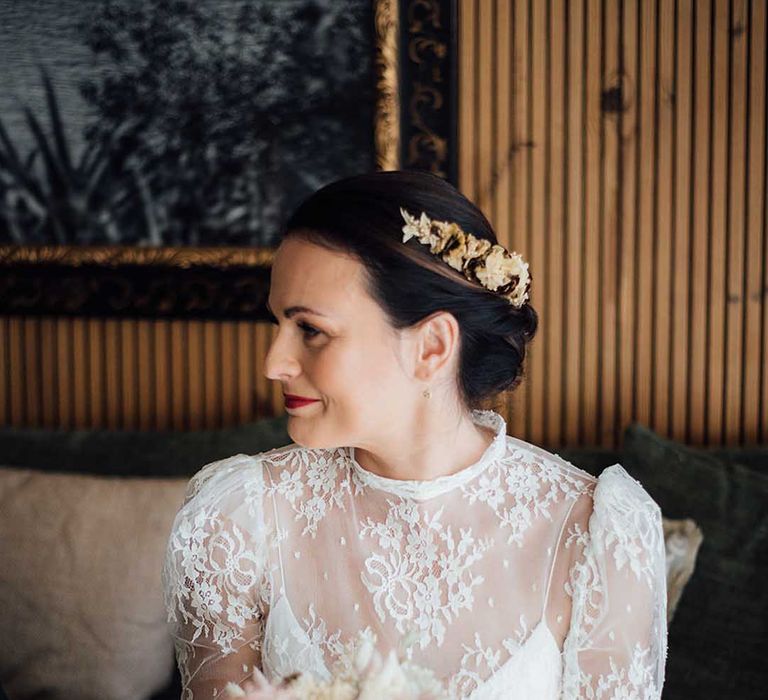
[266,312,320,340]
[298,323,320,339]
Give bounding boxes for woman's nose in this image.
[263,333,300,381]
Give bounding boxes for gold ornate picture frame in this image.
[0,0,457,321]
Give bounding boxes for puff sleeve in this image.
[560,464,668,699]
[161,454,272,700]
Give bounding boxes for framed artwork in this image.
[0,0,458,320]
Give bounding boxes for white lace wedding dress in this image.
[162,409,667,699]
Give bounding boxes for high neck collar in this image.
[346,409,508,501]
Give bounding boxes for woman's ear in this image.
[413,310,460,383]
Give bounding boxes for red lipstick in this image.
[284,393,320,409]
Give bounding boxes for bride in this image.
[162,169,667,699]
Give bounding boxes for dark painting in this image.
[0,0,376,248]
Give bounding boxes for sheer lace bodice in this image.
[162,409,667,699]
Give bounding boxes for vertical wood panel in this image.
[170,322,187,431]
[187,320,203,431]
[583,0,602,444]
[87,318,104,428]
[1,316,283,431]
[55,317,72,428]
[255,323,270,420]
[564,0,584,444]
[671,0,693,443]
[120,321,137,429]
[203,321,219,428]
[760,0,768,445]
[725,0,748,445]
[40,317,57,427]
[221,321,238,426]
[459,0,477,203]
[153,319,171,431]
[236,323,254,423]
[9,318,25,425]
[104,318,121,429]
[456,0,767,447]
[508,0,531,440]
[493,0,512,247]
[708,0,729,443]
[477,0,494,213]
[636,0,657,431]
[72,320,88,427]
[618,0,640,443]
[137,320,153,430]
[530,0,548,445]
[547,0,566,445]
[745,0,767,443]
[22,319,40,426]
[689,0,712,444]
[494,0,513,429]
[600,0,620,446]
[654,0,675,436]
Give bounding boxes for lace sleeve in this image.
[561,464,668,699]
[161,455,272,700]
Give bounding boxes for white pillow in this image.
[0,467,187,700]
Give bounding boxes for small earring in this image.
[422,388,431,399]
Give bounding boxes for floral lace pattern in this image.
[162,455,274,699]
[561,465,668,699]
[162,410,667,699]
[263,448,357,538]
[360,499,493,650]
[463,446,593,546]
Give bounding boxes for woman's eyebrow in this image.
[266,300,330,318]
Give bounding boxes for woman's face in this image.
[263,236,427,449]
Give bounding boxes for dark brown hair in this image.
[280,169,538,411]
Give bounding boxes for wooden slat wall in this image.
[1,0,766,448]
[0,316,283,431]
[459,0,767,448]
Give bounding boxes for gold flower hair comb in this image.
[400,207,531,308]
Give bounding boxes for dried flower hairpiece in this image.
[400,207,531,308]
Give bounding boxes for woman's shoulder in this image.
[571,462,665,590]
[590,462,663,528]
[183,442,330,500]
[181,443,296,504]
[501,436,662,534]
[502,433,598,495]
[589,464,665,562]
[183,452,262,503]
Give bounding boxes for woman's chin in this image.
[286,421,343,452]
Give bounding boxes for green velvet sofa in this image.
[0,415,765,700]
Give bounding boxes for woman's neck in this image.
[352,410,496,482]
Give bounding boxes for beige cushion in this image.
[0,467,187,700]
[662,516,704,624]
